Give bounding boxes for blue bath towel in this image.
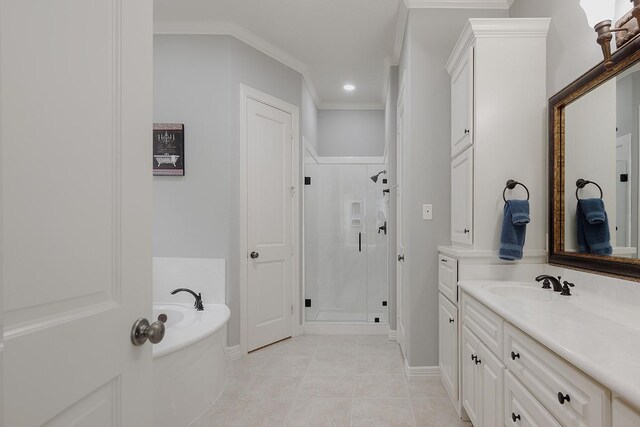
[499,200,530,261]
[576,198,612,255]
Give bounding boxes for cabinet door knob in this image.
[449,318,455,323]
[464,228,470,234]
[397,254,405,262]
[511,413,521,422]
[471,354,477,362]
[511,351,520,360]
[557,392,570,405]
[464,129,470,134]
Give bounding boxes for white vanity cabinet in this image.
[445,18,549,252]
[439,293,458,401]
[437,256,464,418]
[461,293,506,427]
[613,398,640,426]
[459,288,616,427]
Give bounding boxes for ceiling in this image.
[153,0,402,108]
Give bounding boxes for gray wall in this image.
[509,0,601,97]
[386,66,399,331]
[318,109,385,156]
[301,80,319,153]
[154,35,304,347]
[398,8,507,368]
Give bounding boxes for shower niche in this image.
[304,162,389,324]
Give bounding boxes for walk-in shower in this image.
[304,161,389,325]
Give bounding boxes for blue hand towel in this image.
[576,198,612,255]
[499,200,530,261]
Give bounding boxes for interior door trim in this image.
[239,84,301,356]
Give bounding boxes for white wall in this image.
[318,109,385,156]
[509,0,601,97]
[301,80,319,153]
[398,8,507,368]
[153,34,304,347]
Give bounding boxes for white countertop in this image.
[459,280,640,409]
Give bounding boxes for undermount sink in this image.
[488,284,554,302]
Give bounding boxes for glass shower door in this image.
[305,163,368,322]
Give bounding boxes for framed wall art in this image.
[153,123,184,176]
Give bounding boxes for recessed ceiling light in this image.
[343,83,356,92]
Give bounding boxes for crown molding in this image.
[404,0,514,9]
[154,21,321,107]
[446,18,551,74]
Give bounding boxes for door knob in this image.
[250,251,259,259]
[397,254,405,262]
[131,318,165,346]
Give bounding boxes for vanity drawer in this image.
[505,370,561,427]
[438,255,458,303]
[462,293,503,359]
[504,323,611,427]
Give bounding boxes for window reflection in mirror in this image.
[564,62,640,258]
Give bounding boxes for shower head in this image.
[370,170,387,183]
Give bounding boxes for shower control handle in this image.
[397,254,405,262]
[250,251,259,259]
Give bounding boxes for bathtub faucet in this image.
[170,288,204,311]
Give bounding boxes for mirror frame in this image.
[549,36,640,280]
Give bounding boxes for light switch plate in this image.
[423,204,433,220]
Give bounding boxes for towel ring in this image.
[503,179,530,202]
[575,179,603,200]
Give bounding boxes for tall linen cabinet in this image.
[438,18,550,422]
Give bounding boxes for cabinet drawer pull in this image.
[511,413,521,422]
[441,258,447,262]
[557,392,570,405]
[511,351,520,360]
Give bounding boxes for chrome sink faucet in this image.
[535,275,564,292]
[171,288,204,311]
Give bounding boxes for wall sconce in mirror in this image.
[581,0,640,70]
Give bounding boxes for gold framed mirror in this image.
[549,36,640,279]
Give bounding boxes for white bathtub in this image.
[152,303,230,427]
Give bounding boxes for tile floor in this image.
[192,334,471,427]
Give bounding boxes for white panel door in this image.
[247,98,293,351]
[396,83,407,355]
[1,0,153,426]
[451,147,473,245]
[439,293,458,401]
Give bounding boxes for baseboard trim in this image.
[388,329,397,341]
[226,345,242,361]
[404,357,440,377]
[303,322,389,335]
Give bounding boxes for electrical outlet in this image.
[423,204,433,220]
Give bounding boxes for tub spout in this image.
[170,288,204,311]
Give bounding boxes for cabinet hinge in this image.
[291,304,294,315]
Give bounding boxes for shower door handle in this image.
[358,232,362,252]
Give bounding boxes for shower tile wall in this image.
[304,163,388,323]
